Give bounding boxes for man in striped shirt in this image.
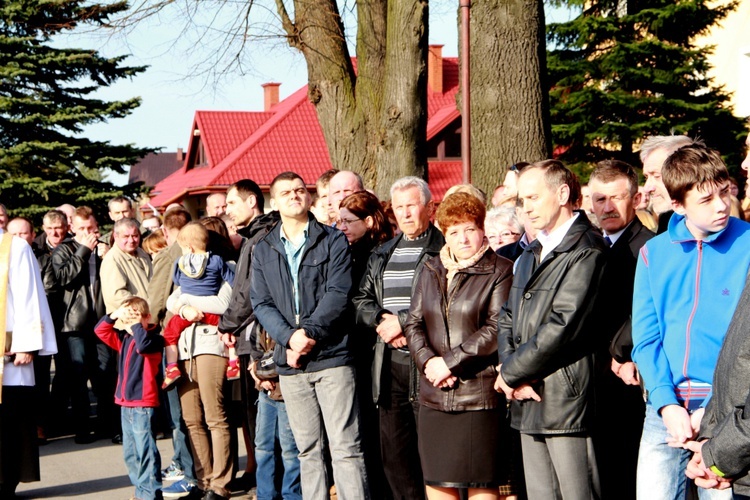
[354,177,444,500]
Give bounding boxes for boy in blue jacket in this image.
[632,143,750,499]
[95,297,165,500]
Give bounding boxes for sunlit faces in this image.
[589,177,639,234]
[484,222,521,251]
[742,134,750,172]
[672,181,731,240]
[445,221,485,260]
[338,207,372,244]
[43,219,68,248]
[7,219,34,245]
[0,206,7,230]
[643,148,673,214]
[580,185,593,213]
[72,215,99,238]
[141,218,161,232]
[272,179,311,219]
[108,200,133,222]
[206,193,227,217]
[391,187,432,239]
[517,167,570,234]
[328,172,362,218]
[226,187,254,227]
[114,224,141,254]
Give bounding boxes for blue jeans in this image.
[122,407,162,500]
[279,365,369,500]
[255,391,301,500]
[166,378,196,482]
[637,404,733,499]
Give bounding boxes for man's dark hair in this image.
[228,179,265,212]
[270,172,305,197]
[525,159,582,206]
[316,169,340,189]
[590,160,639,197]
[108,196,132,211]
[663,143,728,204]
[162,207,192,232]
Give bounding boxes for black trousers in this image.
[379,350,425,500]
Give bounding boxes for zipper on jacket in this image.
[682,240,702,409]
[120,338,136,402]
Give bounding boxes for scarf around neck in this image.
[440,238,491,289]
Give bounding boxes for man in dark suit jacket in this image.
[589,160,655,500]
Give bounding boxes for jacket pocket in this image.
[559,365,580,398]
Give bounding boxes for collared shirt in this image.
[280,222,309,319]
[603,223,628,247]
[537,212,580,262]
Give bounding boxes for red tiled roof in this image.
[428,160,463,201]
[150,58,462,207]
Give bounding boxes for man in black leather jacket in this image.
[49,207,113,443]
[353,176,444,500]
[495,161,608,499]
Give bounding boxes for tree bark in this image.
[374,0,429,199]
[468,0,551,196]
[276,0,426,196]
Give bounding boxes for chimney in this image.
[176,148,184,161]
[428,45,443,94]
[262,82,281,111]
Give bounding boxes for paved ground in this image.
[15,433,253,499]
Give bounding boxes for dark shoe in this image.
[74,432,96,444]
[201,490,228,500]
[111,433,123,445]
[228,473,256,492]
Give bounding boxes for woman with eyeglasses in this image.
[405,192,514,500]
[485,206,523,252]
[337,191,394,498]
[338,191,394,284]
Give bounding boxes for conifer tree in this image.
[547,0,746,178]
[0,0,153,220]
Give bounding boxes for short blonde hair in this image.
[176,222,209,252]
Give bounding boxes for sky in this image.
[62,1,573,186]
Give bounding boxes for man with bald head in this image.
[7,218,35,247]
[328,170,365,221]
[206,193,227,217]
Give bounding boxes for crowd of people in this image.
[1,132,750,500]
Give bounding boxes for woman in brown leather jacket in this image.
[405,192,514,500]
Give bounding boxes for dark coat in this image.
[498,213,608,434]
[405,249,513,411]
[700,271,750,496]
[50,238,105,333]
[605,218,655,362]
[218,211,280,355]
[251,214,352,375]
[352,225,445,404]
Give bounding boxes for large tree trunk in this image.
[276,0,426,196]
[374,0,429,199]
[468,0,551,196]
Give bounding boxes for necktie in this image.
[604,236,613,247]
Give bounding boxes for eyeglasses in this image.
[337,218,362,227]
[500,231,521,238]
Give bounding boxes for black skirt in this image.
[418,405,503,489]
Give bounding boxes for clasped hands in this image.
[286,329,316,369]
[663,406,733,491]
[493,365,541,402]
[376,314,407,349]
[424,357,456,388]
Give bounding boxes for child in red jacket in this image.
[95,297,164,500]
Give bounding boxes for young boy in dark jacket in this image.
[95,296,164,500]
